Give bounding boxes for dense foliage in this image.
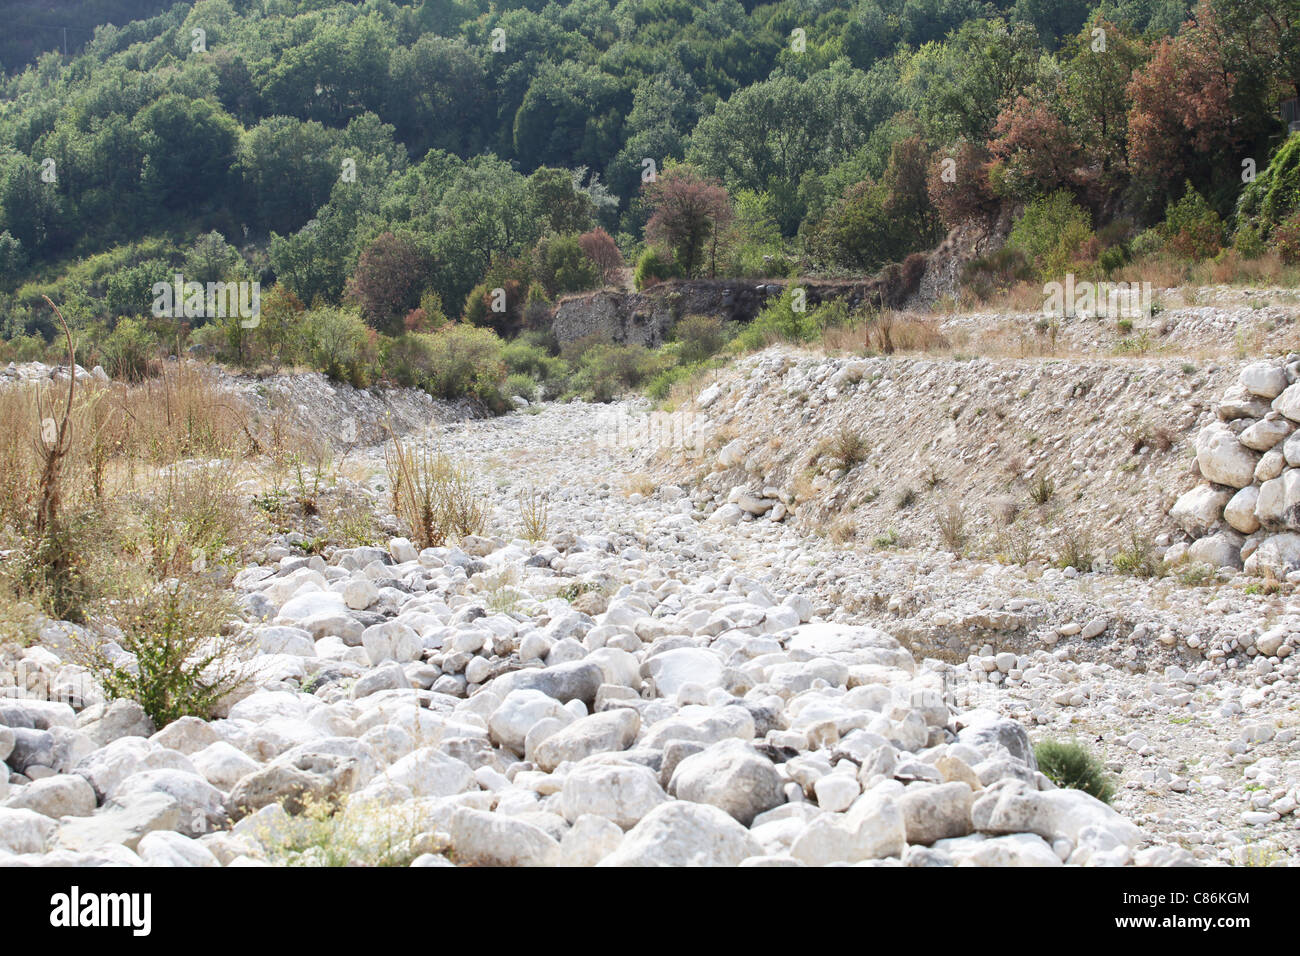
[1,0,1298,398]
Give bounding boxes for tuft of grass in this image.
[384,437,488,550]
[1055,523,1095,572]
[1034,739,1115,804]
[827,425,868,470]
[1112,526,1164,578]
[895,487,916,510]
[518,486,549,542]
[1029,475,1055,506]
[935,502,967,553]
[872,528,901,549]
[264,794,431,868]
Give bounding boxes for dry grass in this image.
[518,486,550,542]
[384,437,488,550]
[624,472,656,497]
[821,311,949,355]
[935,502,968,553]
[829,426,868,470]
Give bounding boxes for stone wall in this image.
[1171,355,1300,577]
[551,271,923,348]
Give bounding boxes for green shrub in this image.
[532,234,600,297]
[1034,739,1114,803]
[1161,183,1223,260]
[1098,245,1126,275]
[1,332,49,363]
[501,338,566,382]
[81,578,249,726]
[633,246,681,290]
[423,323,508,410]
[99,317,159,381]
[1007,191,1094,278]
[574,343,666,402]
[1232,221,1268,259]
[645,362,702,400]
[1129,228,1163,259]
[105,258,172,318]
[731,288,821,351]
[672,314,728,364]
[382,333,439,389]
[303,307,372,386]
[1275,211,1300,265]
[504,372,536,402]
[1235,132,1300,234]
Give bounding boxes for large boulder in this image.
[642,648,724,697]
[597,802,762,866]
[488,690,574,756]
[1224,486,1261,534]
[1243,532,1300,577]
[561,761,668,828]
[1170,485,1231,535]
[533,709,640,772]
[445,807,559,867]
[789,790,907,865]
[669,738,785,826]
[1194,423,1259,488]
[971,779,1141,849]
[1255,470,1300,529]
[784,623,913,670]
[487,661,604,707]
[1240,361,1288,399]
[897,782,974,845]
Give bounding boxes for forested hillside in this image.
[1,0,1298,399]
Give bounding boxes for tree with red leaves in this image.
[644,164,733,278]
[989,94,1082,199]
[1127,11,1238,197]
[345,231,432,335]
[577,227,624,285]
[926,141,997,230]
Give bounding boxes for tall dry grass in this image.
[384,437,489,550]
[0,359,265,622]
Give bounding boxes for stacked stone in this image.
[1170,355,1300,576]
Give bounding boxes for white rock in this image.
[597,801,762,866]
[562,762,667,828]
[1224,486,1261,534]
[1195,423,1259,488]
[136,830,221,867]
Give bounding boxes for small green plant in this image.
[264,795,429,867]
[872,528,901,549]
[1034,738,1115,803]
[80,577,249,726]
[1112,526,1164,578]
[1177,562,1215,587]
[483,567,524,614]
[1029,475,1055,505]
[1055,523,1094,572]
[830,426,868,469]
